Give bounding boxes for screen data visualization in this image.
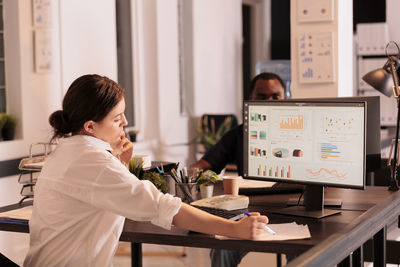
[243,101,366,189]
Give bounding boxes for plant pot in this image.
[129,133,137,142]
[199,184,214,199]
[2,128,15,141]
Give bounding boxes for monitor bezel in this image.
[243,100,367,190]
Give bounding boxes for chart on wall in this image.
[297,32,335,84]
[297,0,334,23]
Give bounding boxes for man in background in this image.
[190,72,286,267]
[191,72,286,177]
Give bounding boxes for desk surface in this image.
[0,186,395,256]
[119,186,392,255]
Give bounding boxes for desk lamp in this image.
[362,41,400,191]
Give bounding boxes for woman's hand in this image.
[112,132,133,166]
[233,212,269,240]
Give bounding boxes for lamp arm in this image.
[389,97,400,191]
[390,60,400,98]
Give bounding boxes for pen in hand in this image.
[244,211,276,235]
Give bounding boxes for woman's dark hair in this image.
[249,72,285,97]
[49,74,124,141]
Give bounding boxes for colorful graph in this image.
[257,164,291,178]
[250,112,267,122]
[250,130,267,140]
[250,146,267,157]
[302,68,313,78]
[306,168,347,179]
[272,148,289,158]
[250,130,258,139]
[280,115,304,130]
[324,116,355,133]
[320,143,340,159]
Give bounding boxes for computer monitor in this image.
[243,100,366,218]
[285,96,381,173]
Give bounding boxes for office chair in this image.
[197,114,238,152]
[200,114,238,133]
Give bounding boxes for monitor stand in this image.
[286,198,342,207]
[272,185,341,219]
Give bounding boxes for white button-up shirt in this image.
[24,135,182,267]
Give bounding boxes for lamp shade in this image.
[362,68,394,97]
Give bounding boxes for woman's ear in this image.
[83,120,96,135]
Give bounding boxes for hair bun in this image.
[49,110,71,136]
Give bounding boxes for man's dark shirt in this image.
[202,124,243,176]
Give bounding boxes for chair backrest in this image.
[200,114,238,135]
[197,114,238,151]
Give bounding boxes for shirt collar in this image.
[61,135,113,152]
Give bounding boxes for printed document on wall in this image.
[298,32,335,84]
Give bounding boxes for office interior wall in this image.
[131,0,245,165]
[191,0,242,119]
[0,0,118,260]
[131,0,187,165]
[0,0,117,162]
[155,0,190,163]
[59,0,118,92]
[242,0,272,76]
[386,0,400,44]
[0,0,118,194]
[290,0,353,98]
[0,0,62,161]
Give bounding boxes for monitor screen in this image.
[243,100,366,190]
[285,96,380,172]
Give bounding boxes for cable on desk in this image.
[297,191,304,206]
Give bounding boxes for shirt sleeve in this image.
[86,155,182,230]
[201,125,241,174]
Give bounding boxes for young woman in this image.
[23,74,268,267]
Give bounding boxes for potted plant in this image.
[128,130,138,142]
[0,113,6,141]
[128,156,169,193]
[196,170,218,199]
[191,116,233,152]
[1,114,17,141]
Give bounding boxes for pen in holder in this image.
[175,183,197,203]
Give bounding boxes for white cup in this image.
[223,176,240,196]
[133,155,151,168]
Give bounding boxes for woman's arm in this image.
[172,203,268,240]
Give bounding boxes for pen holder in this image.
[175,183,198,203]
[163,174,176,195]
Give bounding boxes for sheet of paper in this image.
[0,206,33,221]
[216,222,311,241]
[23,161,45,169]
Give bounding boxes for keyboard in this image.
[239,183,305,196]
[192,205,246,221]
